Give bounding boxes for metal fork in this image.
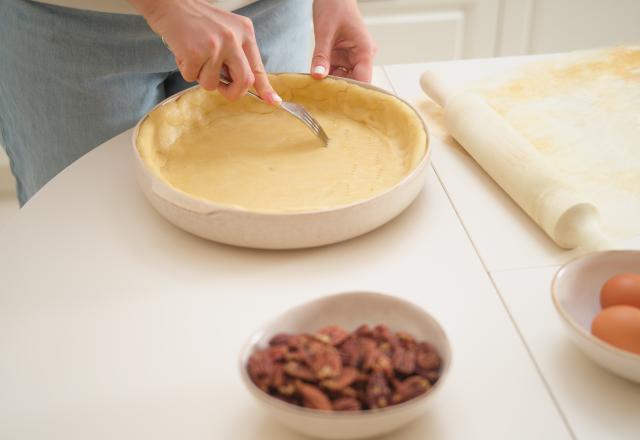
[219,73,329,147]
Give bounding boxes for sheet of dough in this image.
[420,46,640,244]
[137,75,426,212]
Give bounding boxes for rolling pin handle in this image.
[420,70,456,108]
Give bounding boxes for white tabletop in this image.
[0,60,635,439]
[492,267,640,440]
[382,58,640,438]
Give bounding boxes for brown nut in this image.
[336,386,358,399]
[378,341,393,357]
[392,346,416,375]
[366,371,392,409]
[287,334,313,350]
[355,324,374,338]
[284,361,316,382]
[317,325,350,346]
[333,397,362,411]
[373,324,396,345]
[396,331,417,349]
[272,363,286,388]
[302,341,343,379]
[417,367,441,384]
[269,333,291,347]
[247,351,275,391]
[416,344,441,371]
[320,367,358,391]
[392,375,431,404]
[296,381,332,411]
[363,346,393,377]
[285,351,305,362]
[266,345,288,362]
[338,336,363,368]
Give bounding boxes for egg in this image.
[591,305,640,355]
[600,273,640,309]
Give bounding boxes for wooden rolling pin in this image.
[420,70,610,250]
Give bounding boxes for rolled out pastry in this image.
[420,70,610,250]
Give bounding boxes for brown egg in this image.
[591,305,640,355]
[600,273,640,309]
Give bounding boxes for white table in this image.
[0,59,637,440]
[383,57,640,439]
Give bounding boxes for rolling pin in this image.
[420,70,610,250]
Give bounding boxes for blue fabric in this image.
[0,0,312,205]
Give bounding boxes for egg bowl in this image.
[551,250,640,382]
[132,74,430,249]
[238,291,452,439]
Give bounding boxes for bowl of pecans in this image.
[239,291,452,439]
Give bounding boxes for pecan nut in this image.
[284,361,316,381]
[392,346,416,375]
[333,397,361,411]
[392,376,431,404]
[338,335,363,368]
[320,366,358,391]
[247,351,274,391]
[363,346,393,377]
[416,344,441,371]
[269,333,291,347]
[316,325,350,346]
[366,371,392,409]
[296,381,332,411]
[301,341,342,379]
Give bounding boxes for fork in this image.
[219,73,329,147]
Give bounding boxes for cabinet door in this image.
[358,0,500,64]
[499,0,640,56]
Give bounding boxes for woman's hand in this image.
[311,0,376,82]
[129,0,281,104]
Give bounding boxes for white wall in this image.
[526,0,640,54]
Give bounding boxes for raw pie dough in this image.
[476,47,640,243]
[136,74,426,212]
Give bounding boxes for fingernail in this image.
[271,92,282,105]
[313,65,326,76]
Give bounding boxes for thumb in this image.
[311,34,332,79]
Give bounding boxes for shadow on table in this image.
[243,406,446,440]
[119,185,434,279]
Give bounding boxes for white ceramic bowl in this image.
[551,250,640,382]
[238,291,452,439]
[131,75,430,250]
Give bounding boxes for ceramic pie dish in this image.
[132,74,430,249]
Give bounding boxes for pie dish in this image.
[132,74,430,249]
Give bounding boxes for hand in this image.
[311,0,376,82]
[129,0,281,104]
